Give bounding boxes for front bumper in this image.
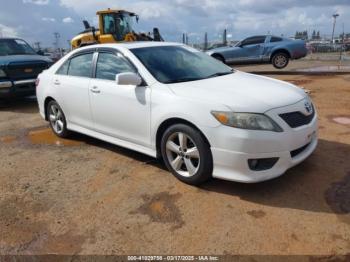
[202,101,318,183]
[0,79,36,98]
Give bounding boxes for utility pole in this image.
[204,32,208,51]
[331,13,339,43]
[340,23,345,63]
[223,29,227,46]
[53,32,63,58]
[53,32,60,49]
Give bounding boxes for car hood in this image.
[0,55,52,66]
[167,71,307,113]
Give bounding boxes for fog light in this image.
[249,159,259,169]
[248,158,279,171]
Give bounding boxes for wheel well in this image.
[271,49,291,61]
[211,53,225,62]
[155,118,211,158]
[44,97,55,121]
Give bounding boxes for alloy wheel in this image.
[274,54,287,68]
[165,132,200,177]
[49,104,64,134]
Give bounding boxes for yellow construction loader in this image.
[71,8,163,49]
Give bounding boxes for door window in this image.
[241,36,266,46]
[95,52,136,81]
[67,53,93,78]
[56,60,70,75]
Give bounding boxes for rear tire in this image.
[272,52,289,69]
[47,100,70,138]
[161,124,213,185]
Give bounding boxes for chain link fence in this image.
[305,43,350,62]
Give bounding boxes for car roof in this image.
[244,35,285,38]
[78,41,183,51]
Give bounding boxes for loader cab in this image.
[98,9,138,42]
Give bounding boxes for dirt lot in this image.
[0,73,349,256]
[235,58,350,73]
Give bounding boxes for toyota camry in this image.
[36,42,318,185]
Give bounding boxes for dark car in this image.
[206,35,308,69]
[0,38,52,98]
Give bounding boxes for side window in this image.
[271,37,283,43]
[67,53,93,78]
[95,52,136,81]
[56,60,69,75]
[242,36,266,46]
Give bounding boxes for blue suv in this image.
[0,38,52,98]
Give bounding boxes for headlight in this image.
[0,69,6,78]
[211,111,283,132]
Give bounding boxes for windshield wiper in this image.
[164,77,204,84]
[205,70,234,79]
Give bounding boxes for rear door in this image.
[233,36,266,62]
[53,51,94,129]
[88,50,151,147]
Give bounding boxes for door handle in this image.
[54,79,60,85]
[90,86,101,94]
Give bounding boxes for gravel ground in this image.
[0,72,349,256]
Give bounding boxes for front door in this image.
[233,36,266,63]
[89,51,151,147]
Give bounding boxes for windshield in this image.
[118,14,133,36]
[0,39,36,56]
[131,46,234,84]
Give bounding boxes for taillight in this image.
[35,78,40,87]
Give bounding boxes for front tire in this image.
[161,124,213,185]
[47,100,70,138]
[272,52,289,69]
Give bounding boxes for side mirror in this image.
[116,72,142,86]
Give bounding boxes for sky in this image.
[0,0,349,48]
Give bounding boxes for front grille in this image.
[290,143,310,158]
[279,105,315,128]
[6,61,48,80]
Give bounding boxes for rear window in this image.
[56,60,69,75]
[67,53,93,78]
[271,37,283,42]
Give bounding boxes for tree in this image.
[312,30,316,40]
[295,31,308,40]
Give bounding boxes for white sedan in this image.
[36,42,318,185]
